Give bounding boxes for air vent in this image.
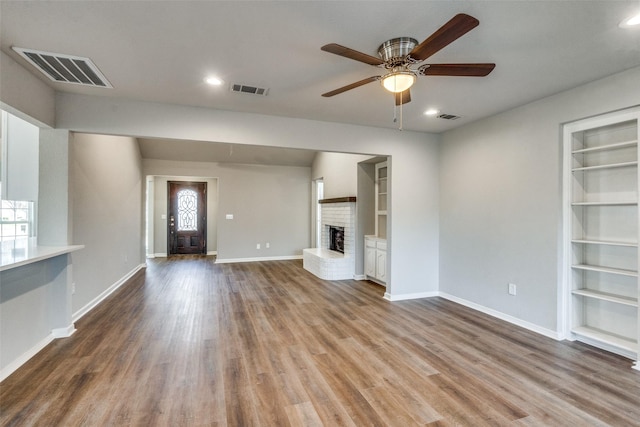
[12,47,112,88]
[437,113,461,120]
[231,83,269,96]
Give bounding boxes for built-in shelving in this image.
[375,161,388,239]
[563,107,640,367]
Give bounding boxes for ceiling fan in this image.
[321,13,495,106]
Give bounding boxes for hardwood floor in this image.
[2,256,640,426]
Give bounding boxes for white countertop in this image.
[0,238,84,271]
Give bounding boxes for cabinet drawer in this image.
[365,238,377,248]
[376,241,387,251]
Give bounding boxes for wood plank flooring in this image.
[2,256,640,426]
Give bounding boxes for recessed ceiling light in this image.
[205,76,224,86]
[424,108,440,116]
[619,12,640,28]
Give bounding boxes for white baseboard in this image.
[215,255,303,264]
[151,253,167,258]
[72,263,146,323]
[353,274,366,280]
[380,290,561,341]
[51,324,76,338]
[0,334,55,382]
[633,361,639,371]
[383,291,439,301]
[438,292,562,341]
[149,252,217,258]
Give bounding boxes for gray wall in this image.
[70,133,144,315]
[151,176,218,256]
[0,51,55,128]
[56,94,442,297]
[311,152,375,198]
[143,159,310,261]
[440,66,640,333]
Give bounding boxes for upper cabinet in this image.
[563,106,639,369]
[375,161,387,239]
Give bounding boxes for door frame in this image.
[167,181,207,255]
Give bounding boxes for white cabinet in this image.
[563,106,639,368]
[364,160,389,286]
[375,161,387,239]
[365,244,376,277]
[365,236,386,285]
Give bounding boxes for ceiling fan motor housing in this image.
[378,37,418,67]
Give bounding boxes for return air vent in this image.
[231,83,269,96]
[437,113,461,120]
[12,47,112,88]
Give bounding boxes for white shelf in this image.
[572,289,638,307]
[572,160,638,172]
[572,264,638,277]
[572,140,637,154]
[571,239,638,247]
[572,200,637,206]
[565,107,640,365]
[572,326,638,355]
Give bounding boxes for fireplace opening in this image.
[329,226,345,254]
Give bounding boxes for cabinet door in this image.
[376,250,387,282]
[365,246,376,277]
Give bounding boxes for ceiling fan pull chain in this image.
[399,92,403,131]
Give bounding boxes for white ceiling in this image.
[1,1,640,163]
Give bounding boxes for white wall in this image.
[144,159,310,261]
[56,94,442,297]
[70,133,144,316]
[440,66,640,333]
[2,111,39,201]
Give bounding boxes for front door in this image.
[168,181,207,255]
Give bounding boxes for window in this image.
[177,189,198,231]
[0,200,35,241]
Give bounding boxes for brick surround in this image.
[303,201,355,280]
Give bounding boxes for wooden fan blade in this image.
[394,89,411,105]
[321,43,384,66]
[409,14,479,62]
[420,63,495,76]
[322,76,380,97]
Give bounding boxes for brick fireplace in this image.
[303,197,356,280]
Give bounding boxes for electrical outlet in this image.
[266,242,270,249]
[256,243,261,249]
[508,283,517,296]
[72,283,76,295]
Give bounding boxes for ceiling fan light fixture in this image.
[381,69,416,93]
[205,76,224,86]
[619,12,640,28]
